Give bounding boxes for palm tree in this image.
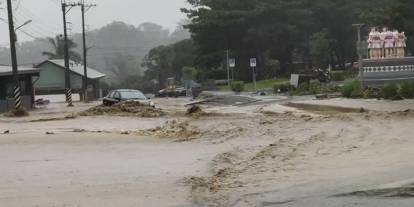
[42,35,81,62]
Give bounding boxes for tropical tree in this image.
[42,35,81,62]
[142,39,197,88]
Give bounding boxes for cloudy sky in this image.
[0,0,188,46]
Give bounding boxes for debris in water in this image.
[186,105,204,115]
[140,120,200,141]
[3,108,29,117]
[79,102,164,117]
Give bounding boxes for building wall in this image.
[0,96,32,113]
[0,75,35,113]
[34,62,83,91]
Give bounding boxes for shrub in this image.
[297,82,310,93]
[273,83,291,93]
[231,81,245,93]
[324,83,340,93]
[381,84,399,99]
[363,87,382,99]
[399,82,414,99]
[331,71,346,81]
[341,80,362,98]
[309,80,322,94]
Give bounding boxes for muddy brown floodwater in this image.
[1,97,414,207]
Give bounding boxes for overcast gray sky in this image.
[0,0,188,46]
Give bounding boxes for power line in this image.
[13,5,60,37]
[0,17,38,39]
[13,0,21,11]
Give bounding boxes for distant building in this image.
[34,59,106,100]
[0,65,39,113]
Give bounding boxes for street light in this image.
[15,19,32,31]
[14,20,32,43]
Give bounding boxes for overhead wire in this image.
[0,16,38,40]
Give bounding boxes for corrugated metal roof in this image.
[42,59,106,79]
[0,65,39,76]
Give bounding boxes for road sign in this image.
[229,58,236,68]
[250,58,257,67]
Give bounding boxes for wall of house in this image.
[0,75,35,113]
[0,96,32,113]
[34,62,83,91]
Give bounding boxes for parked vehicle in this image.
[103,89,155,107]
[156,87,186,97]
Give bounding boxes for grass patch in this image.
[220,78,289,92]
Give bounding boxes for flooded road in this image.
[1,97,414,206]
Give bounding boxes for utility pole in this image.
[226,49,230,88]
[61,0,74,107]
[80,0,96,102]
[353,23,365,88]
[6,0,22,110]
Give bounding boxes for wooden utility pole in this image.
[6,0,22,110]
[61,0,74,106]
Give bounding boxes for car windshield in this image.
[119,90,147,100]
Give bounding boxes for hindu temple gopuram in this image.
[362,27,414,86]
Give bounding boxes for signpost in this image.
[229,58,235,82]
[250,58,257,91]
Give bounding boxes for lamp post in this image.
[15,20,33,31]
[6,0,32,111]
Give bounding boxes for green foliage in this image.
[363,87,383,99]
[399,82,414,99]
[297,82,310,93]
[309,80,323,94]
[341,80,362,98]
[182,66,197,80]
[231,81,245,93]
[142,39,197,89]
[273,83,291,94]
[381,84,399,99]
[42,35,81,62]
[310,30,334,68]
[331,71,346,81]
[182,0,391,81]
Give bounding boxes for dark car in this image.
[103,89,155,107]
[156,87,187,97]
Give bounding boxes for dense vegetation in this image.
[341,80,414,100]
[140,0,414,92]
[178,0,414,81]
[2,0,414,92]
[0,21,190,85]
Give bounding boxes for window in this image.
[113,92,121,99]
[108,91,115,98]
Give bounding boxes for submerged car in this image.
[103,89,155,107]
[156,87,187,97]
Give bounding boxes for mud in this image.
[3,108,30,117]
[139,120,201,141]
[185,107,414,206]
[29,113,78,122]
[337,184,414,198]
[78,102,165,117]
[285,102,367,114]
[187,105,204,115]
[3,98,414,207]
